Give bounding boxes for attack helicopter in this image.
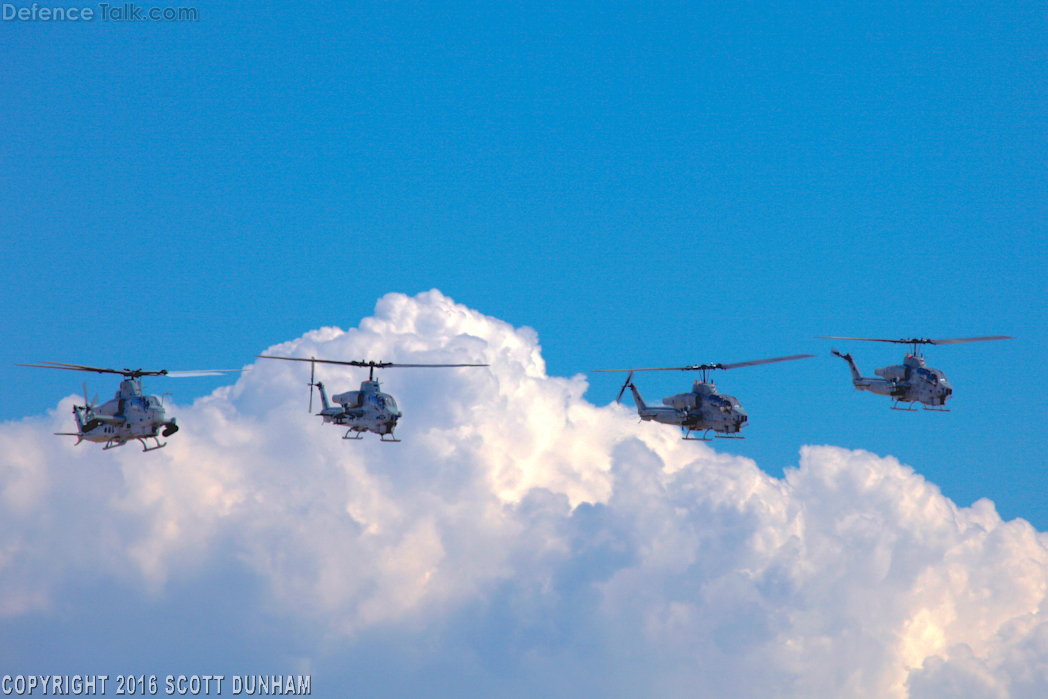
[593,354,814,440]
[255,355,488,442]
[16,361,243,451]
[819,336,1012,411]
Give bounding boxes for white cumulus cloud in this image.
[0,289,1046,698]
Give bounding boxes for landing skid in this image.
[343,430,365,440]
[379,435,401,443]
[102,439,127,450]
[922,405,950,412]
[138,437,167,452]
[682,427,745,441]
[891,401,919,411]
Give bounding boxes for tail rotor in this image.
[615,371,634,404]
[80,381,98,412]
[308,358,316,413]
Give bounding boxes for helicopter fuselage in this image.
[314,379,403,440]
[832,351,953,409]
[629,380,748,439]
[67,379,178,451]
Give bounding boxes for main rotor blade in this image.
[720,354,816,370]
[18,362,243,378]
[164,369,244,377]
[592,367,702,372]
[383,363,490,368]
[926,336,1013,345]
[817,336,913,344]
[593,354,814,373]
[256,355,487,368]
[817,336,1012,346]
[257,356,383,367]
[17,361,125,375]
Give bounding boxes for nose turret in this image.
[938,377,953,401]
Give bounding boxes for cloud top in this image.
[1,290,1045,698]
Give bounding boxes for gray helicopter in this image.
[17,361,242,451]
[256,355,487,442]
[820,336,1012,411]
[594,354,814,440]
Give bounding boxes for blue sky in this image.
[1,2,1046,694]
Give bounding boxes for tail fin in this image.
[629,383,648,411]
[831,348,863,382]
[69,406,86,444]
[315,381,332,412]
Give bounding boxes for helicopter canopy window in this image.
[918,368,943,385]
[368,393,395,411]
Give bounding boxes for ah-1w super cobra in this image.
[16,361,243,451]
[256,355,487,442]
[820,335,1012,411]
[593,353,814,440]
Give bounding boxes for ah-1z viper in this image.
[594,354,814,440]
[16,361,242,451]
[256,355,488,442]
[820,335,1012,411]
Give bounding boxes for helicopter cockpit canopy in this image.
[915,367,946,384]
[366,392,398,412]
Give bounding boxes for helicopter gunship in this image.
[16,361,242,451]
[593,354,814,440]
[256,355,487,442]
[820,336,1012,411]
